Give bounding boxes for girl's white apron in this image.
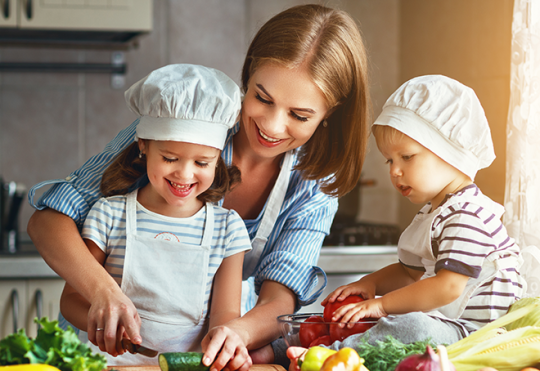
[398,193,524,322]
[90,191,214,365]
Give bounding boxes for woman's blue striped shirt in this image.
[28,119,339,307]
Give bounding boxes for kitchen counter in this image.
[107,365,286,371]
[0,244,398,279]
[318,245,398,273]
[0,255,59,279]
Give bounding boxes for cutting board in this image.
[107,365,286,371]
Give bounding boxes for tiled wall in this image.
[0,0,401,238]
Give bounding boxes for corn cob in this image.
[445,299,540,371]
[477,335,540,354]
[446,306,531,358]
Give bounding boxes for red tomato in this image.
[329,320,376,342]
[309,334,332,347]
[299,315,329,347]
[323,295,364,322]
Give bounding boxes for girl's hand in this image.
[87,289,142,356]
[286,347,307,371]
[331,297,387,323]
[201,325,252,371]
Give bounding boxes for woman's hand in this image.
[87,287,142,356]
[201,324,252,371]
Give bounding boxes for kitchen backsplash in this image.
[0,0,401,237]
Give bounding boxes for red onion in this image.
[395,345,455,371]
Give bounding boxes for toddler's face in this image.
[377,134,471,210]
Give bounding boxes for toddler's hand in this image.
[331,297,387,323]
[321,280,375,307]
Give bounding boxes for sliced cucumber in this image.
[159,352,210,371]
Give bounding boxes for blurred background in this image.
[0,0,513,239]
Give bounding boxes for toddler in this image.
[288,75,526,367]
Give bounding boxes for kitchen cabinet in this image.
[0,278,65,338]
[0,0,151,31]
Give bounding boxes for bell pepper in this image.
[300,346,337,371]
[320,347,369,371]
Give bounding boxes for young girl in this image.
[287,75,527,366]
[59,64,252,365]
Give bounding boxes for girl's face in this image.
[138,140,220,217]
[240,63,329,159]
[377,134,471,210]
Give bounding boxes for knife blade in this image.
[121,338,159,358]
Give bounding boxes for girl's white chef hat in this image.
[125,64,241,150]
[372,75,495,180]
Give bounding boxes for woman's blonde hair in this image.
[241,4,371,197]
[100,142,241,203]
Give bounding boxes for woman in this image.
[27,4,370,371]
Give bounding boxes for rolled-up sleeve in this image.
[27,118,139,227]
[253,186,338,307]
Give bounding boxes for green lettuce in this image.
[0,318,106,371]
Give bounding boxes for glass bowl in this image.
[277,313,378,347]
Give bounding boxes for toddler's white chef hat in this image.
[125,64,241,150]
[372,75,495,180]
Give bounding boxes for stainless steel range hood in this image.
[0,0,152,49]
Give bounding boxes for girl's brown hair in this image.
[100,142,241,203]
[242,4,371,197]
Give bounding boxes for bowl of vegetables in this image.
[278,295,378,347]
[278,313,377,347]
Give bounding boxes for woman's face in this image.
[240,63,329,159]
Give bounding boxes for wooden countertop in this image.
[107,365,286,371]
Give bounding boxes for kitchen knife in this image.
[121,338,159,357]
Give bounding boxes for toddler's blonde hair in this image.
[371,125,407,149]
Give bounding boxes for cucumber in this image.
[159,352,210,371]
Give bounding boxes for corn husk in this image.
[446,300,540,371]
[504,297,540,331]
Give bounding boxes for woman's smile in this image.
[257,126,283,146]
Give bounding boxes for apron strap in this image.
[242,151,294,279]
[126,190,138,235]
[201,203,214,247]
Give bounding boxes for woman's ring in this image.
[96,328,104,331]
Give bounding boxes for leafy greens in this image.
[0,318,106,371]
[355,335,437,371]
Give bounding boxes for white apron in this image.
[240,151,293,314]
[399,193,523,321]
[91,191,213,365]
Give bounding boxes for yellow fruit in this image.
[0,365,62,371]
